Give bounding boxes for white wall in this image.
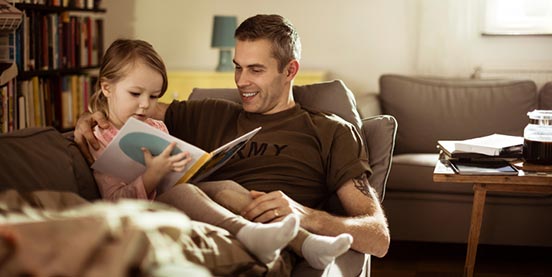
[102,0,552,95]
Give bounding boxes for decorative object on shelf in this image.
[211,15,237,72]
[0,0,22,33]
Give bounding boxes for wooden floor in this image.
[371,240,552,277]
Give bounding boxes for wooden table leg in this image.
[464,183,487,277]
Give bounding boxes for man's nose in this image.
[235,71,249,87]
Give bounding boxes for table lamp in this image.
[211,15,237,72]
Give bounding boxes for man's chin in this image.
[241,103,260,113]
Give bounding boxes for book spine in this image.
[177,153,212,184]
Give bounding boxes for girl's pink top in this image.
[90,118,169,201]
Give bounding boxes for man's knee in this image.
[197,180,252,213]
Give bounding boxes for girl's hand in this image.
[143,142,191,175]
[141,142,191,193]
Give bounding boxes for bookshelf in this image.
[0,1,105,133]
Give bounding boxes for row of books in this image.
[14,0,102,10]
[437,134,524,175]
[0,74,96,133]
[15,10,104,72]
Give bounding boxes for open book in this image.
[92,117,261,192]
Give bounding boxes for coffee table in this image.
[433,160,552,277]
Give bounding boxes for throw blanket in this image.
[0,190,290,276]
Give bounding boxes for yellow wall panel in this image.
[160,70,327,103]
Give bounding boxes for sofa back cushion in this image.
[539,81,552,109]
[0,127,100,201]
[379,74,538,154]
[189,80,363,132]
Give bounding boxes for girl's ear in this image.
[100,82,111,97]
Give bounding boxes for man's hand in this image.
[74,111,110,164]
[241,190,313,223]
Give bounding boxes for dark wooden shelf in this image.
[18,66,99,79]
[14,3,106,13]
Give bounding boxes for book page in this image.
[190,126,262,183]
[91,117,208,192]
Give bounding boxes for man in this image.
[76,13,389,267]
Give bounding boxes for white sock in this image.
[301,233,353,270]
[236,214,299,264]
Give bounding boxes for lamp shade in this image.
[211,15,237,48]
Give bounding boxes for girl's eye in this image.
[150,95,160,99]
[130,92,140,97]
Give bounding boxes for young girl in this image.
[89,39,352,269]
[88,39,298,264]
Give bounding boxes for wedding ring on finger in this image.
[274,209,280,217]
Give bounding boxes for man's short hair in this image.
[235,14,302,72]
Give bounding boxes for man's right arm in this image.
[74,102,170,164]
[74,111,110,164]
[152,102,170,121]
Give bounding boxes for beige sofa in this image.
[356,74,552,247]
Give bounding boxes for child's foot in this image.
[236,214,299,263]
[302,233,353,270]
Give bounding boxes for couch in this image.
[0,80,397,276]
[355,74,552,247]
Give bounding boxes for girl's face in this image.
[101,61,164,129]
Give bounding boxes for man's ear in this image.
[285,60,300,81]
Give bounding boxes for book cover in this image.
[449,159,519,176]
[453,134,523,156]
[0,62,17,86]
[92,117,261,192]
[438,139,522,161]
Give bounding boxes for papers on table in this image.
[453,134,523,156]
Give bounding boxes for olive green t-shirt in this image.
[165,99,371,208]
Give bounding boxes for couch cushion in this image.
[379,74,538,154]
[362,115,397,201]
[538,81,552,109]
[0,127,100,201]
[189,80,364,131]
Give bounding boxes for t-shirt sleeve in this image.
[327,122,372,192]
[164,100,205,143]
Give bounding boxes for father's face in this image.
[233,39,293,115]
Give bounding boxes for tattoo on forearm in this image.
[353,173,370,196]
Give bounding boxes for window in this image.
[482,0,552,35]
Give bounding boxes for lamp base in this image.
[216,49,234,72]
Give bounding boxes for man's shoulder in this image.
[299,105,355,130]
[171,98,242,110]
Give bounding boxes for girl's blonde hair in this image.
[88,39,168,117]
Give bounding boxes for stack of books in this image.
[437,134,523,175]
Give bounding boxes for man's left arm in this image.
[241,173,390,257]
[302,173,390,257]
